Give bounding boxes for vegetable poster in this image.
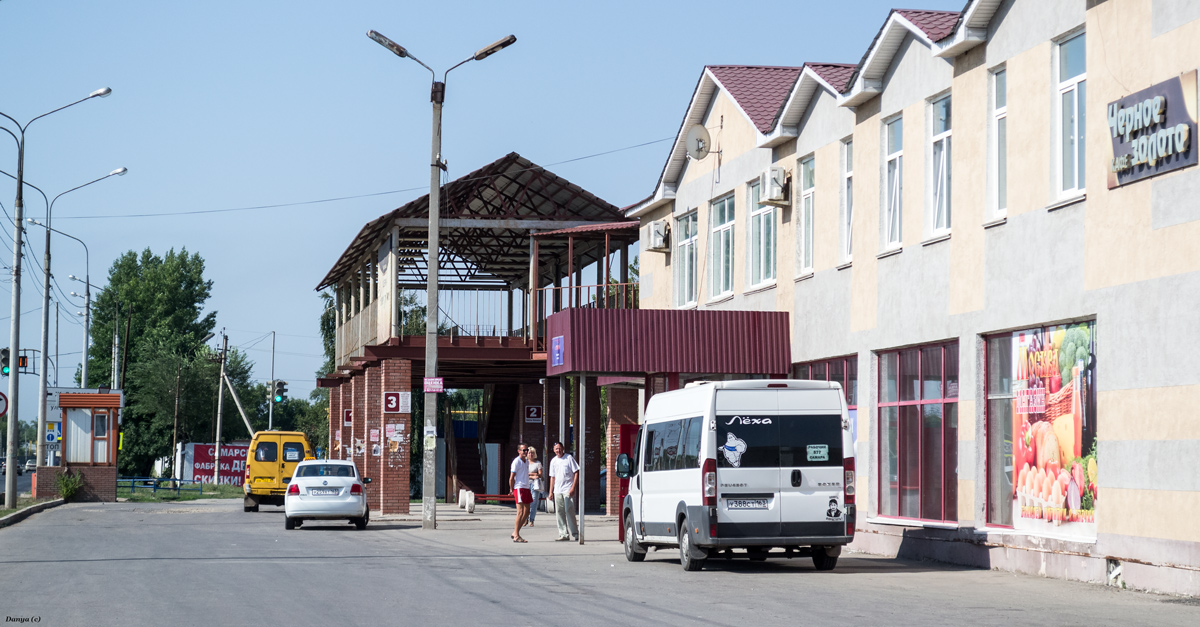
[1011,323,1097,539]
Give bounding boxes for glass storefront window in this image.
[793,355,858,441]
[877,342,959,522]
[985,323,1097,540]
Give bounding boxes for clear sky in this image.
[0,0,963,420]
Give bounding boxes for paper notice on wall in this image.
[370,428,380,442]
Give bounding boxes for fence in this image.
[118,476,204,496]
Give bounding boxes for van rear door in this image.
[249,433,281,490]
[776,392,846,537]
[714,390,781,538]
[280,437,307,484]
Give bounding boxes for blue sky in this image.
[0,0,963,416]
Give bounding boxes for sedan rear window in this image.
[296,465,356,478]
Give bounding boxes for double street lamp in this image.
[1,87,112,509]
[366,30,516,530]
[8,168,126,469]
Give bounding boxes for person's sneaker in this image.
[555,536,570,541]
[572,536,578,541]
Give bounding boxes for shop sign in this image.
[1106,71,1198,188]
[1007,323,1098,540]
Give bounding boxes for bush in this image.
[55,470,86,502]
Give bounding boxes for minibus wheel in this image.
[624,515,646,562]
[679,525,707,571]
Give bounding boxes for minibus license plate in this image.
[727,498,768,510]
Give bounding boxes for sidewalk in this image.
[376,502,620,546]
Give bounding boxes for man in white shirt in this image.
[548,441,580,541]
[509,443,531,542]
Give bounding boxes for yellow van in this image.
[243,431,314,512]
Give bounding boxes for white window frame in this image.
[1056,31,1086,198]
[674,211,698,307]
[709,193,735,298]
[929,94,952,236]
[884,116,903,249]
[991,67,1008,218]
[798,157,815,274]
[841,139,854,262]
[748,179,776,287]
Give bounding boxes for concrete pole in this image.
[4,142,26,509]
[268,331,275,430]
[422,81,445,531]
[81,280,89,387]
[213,333,227,485]
[35,213,52,468]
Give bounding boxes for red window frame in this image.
[877,342,958,523]
[793,355,857,409]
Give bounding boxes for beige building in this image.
[630,0,1200,595]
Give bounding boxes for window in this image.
[283,441,305,462]
[930,96,952,233]
[878,343,958,522]
[1057,32,1086,195]
[92,411,109,464]
[841,140,854,261]
[798,158,815,274]
[675,212,698,306]
[709,194,735,297]
[645,417,702,471]
[254,441,278,462]
[884,117,903,248]
[992,69,1008,216]
[795,355,859,441]
[985,323,1097,537]
[748,180,775,286]
[297,464,358,477]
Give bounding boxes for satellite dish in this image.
[685,124,711,161]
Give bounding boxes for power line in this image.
[55,136,673,221]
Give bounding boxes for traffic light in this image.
[1,348,9,376]
[272,380,288,404]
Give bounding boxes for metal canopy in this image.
[316,152,628,292]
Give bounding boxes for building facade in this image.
[631,0,1200,595]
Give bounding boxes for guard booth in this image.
[35,388,124,502]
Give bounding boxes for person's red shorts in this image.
[514,488,532,504]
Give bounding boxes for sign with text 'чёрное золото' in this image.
[1107,71,1198,188]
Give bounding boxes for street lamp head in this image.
[367,30,408,58]
[110,167,128,176]
[199,332,215,344]
[473,35,517,61]
[68,274,79,281]
[26,218,42,226]
[90,87,113,99]
[76,312,84,317]
[70,292,82,298]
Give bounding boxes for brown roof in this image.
[531,221,639,238]
[806,63,857,93]
[896,9,960,41]
[707,65,804,133]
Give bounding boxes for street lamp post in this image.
[366,30,516,530]
[0,87,111,508]
[18,168,126,469]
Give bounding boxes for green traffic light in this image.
[1,366,8,375]
[274,395,282,403]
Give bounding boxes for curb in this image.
[0,499,66,529]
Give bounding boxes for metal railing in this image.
[535,282,638,311]
[118,476,203,495]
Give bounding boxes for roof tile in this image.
[896,9,960,42]
[707,65,803,133]
[806,63,857,93]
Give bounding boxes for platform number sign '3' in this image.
[384,391,400,413]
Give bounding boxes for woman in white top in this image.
[526,448,544,526]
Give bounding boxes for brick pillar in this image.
[582,376,603,513]
[380,358,412,514]
[364,363,382,511]
[606,387,639,515]
[340,381,352,461]
[329,382,342,459]
[352,371,365,478]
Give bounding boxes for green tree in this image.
[86,248,218,474]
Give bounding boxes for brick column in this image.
[380,358,412,514]
[329,382,342,459]
[582,377,603,513]
[352,371,365,477]
[606,387,639,515]
[364,364,382,511]
[340,381,353,461]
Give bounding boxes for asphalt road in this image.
[1,500,1197,626]
[1,469,33,495]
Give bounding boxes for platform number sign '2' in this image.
[525,405,543,424]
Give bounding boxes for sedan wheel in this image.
[354,508,369,530]
[285,517,296,530]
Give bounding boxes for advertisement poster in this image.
[1010,322,1097,539]
[189,443,251,485]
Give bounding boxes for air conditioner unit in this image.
[759,167,790,207]
[647,220,670,251]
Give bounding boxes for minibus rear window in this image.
[779,415,843,467]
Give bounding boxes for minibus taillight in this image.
[702,458,717,506]
[843,457,855,504]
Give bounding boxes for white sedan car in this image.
[283,459,371,530]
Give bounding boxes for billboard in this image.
[1106,71,1198,188]
[186,443,251,485]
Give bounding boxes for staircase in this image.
[484,384,519,443]
[453,438,484,493]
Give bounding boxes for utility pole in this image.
[170,363,182,480]
[422,76,444,532]
[213,332,227,485]
[54,301,59,387]
[268,331,275,430]
[110,302,119,389]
